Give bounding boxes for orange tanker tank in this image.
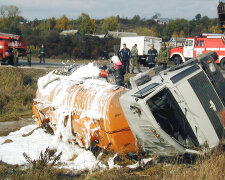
[32,71,137,154]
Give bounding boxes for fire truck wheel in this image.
[220,58,225,70]
[173,56,182,65]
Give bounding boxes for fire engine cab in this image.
[170,33,225,70]
[0,32,27,65]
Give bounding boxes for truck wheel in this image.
[173,56,182,65]
[220,58,225,70]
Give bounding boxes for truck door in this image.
[194,39,205,57]
[183,39,195,58]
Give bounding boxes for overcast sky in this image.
[0,0,220,20]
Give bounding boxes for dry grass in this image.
[87,146,225,180]
[0,67,46,122]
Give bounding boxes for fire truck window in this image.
[200,40,204,46]
[185,40,188,46]
[189,40,193,46]
[197,40,200,46]
[197,40,204,47]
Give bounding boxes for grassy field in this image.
[0,66,46,122]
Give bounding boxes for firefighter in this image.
[108,56,125,86]
[130,44,141,73]
[147,44,158,69]
[27,46,32,66]
[157,43,170,70]
[12,47,19,66]
[119,43,131,73]
[39,44,45,63]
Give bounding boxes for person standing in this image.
[147,44,158,69]
[27,46,32,66]
[39,44,45,63]
[119,43,131,73]
[130,44,140,73]
[12,47,19,66]
[157,43,170,70]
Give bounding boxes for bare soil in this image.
[0,117,35,136]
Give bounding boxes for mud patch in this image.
[0,118,35,136]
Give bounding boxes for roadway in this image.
[0,59,70,69]
[1,59,225,77]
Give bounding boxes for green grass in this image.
[0,67,46,122]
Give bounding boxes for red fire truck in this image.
[0,32,27,65]
[170,33,225,70]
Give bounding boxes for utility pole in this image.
[187,22,190,37]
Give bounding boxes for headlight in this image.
[208,62,216,73]
[0,46,3,49]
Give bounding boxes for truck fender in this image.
[219,56,225,63]
[170,53,185,62]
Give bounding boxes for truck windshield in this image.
[146,88,199,148]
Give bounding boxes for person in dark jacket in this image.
[119,43,131,73]
[147,44,158,69]
[39,44,45,63]
[108,56,125,86]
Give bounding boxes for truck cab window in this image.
[185,40,194,47]
[185,40,189,46]
[189,40,194,46]
[146,88,199,148]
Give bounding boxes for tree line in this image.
[0,5,222,59]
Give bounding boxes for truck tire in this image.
[173,56,182,65]
[220,58,225,70]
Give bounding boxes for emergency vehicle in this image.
[0,32,27,65]
[170,33,225,70]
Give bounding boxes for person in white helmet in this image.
[108,55,125,86]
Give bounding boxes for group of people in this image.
[117,42,170,74]
[148,43,170,70]
[108,42,170,86]
[11,44,45,66]
[26,44,46,65]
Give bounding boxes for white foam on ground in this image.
[0,125,148,172]
[0,125,100,173]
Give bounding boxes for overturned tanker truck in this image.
[33,51,225,156]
